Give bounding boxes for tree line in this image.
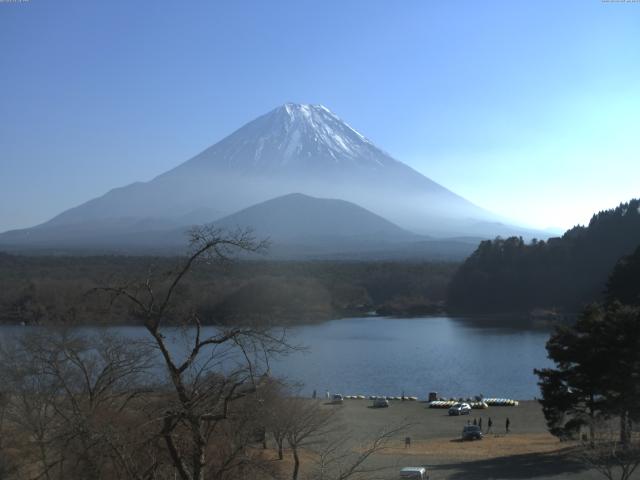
[447,199,640,314]
[0,252,457,326]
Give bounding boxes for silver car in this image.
[448,402,472,415]
[373,397,389,408]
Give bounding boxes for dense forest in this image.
[447,199,640,313]
[0,253,457,325]
[4,199,639,325]
[606,244,640,307]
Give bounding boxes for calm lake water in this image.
[273,316,552,400]
[0,316,553,400]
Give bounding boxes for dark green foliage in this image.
[606,245,640,307]
[0,254,458,325]
[535,304,640,442]
[535,305,611,439]
[448,199,640,313]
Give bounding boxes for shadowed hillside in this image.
[447,199,640,313]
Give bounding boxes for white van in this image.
[400,466,428,479]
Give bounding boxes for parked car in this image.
[400,466,428,479]
[331,394,344,404]
[462,425,483,440]
[448,402,472,415]
[373,397,389,408]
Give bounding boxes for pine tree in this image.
[535,304,640,444]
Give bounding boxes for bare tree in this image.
[249,379,409,480]
[0,226,408,480]
[309,423,409,480]
[0,329,157,480]
[576,418,640,480]
[99,226,292,480]
[259,379,290,460]
[282,398,337,480]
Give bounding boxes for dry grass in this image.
[377,433,573,462]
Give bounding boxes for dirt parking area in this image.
[331,399,549,441]
[310,399,639,480]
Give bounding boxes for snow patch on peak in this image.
[262,103,385,166]
[299,104,312,120]
[279,103,339,121]
[275,103,371,146]
[192,102,396,172]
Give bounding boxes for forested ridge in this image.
[3,199,640,323]
[447,199,640,313]
[0,253,456,325]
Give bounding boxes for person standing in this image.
[487,417,493,433]
[479,417,483,430]
[473,418,477,426]
[506,417,511,433]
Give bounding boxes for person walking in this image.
[487,417,493,433]
[479,417,483,430]
[506,417,511,433]
[473,418,477,426]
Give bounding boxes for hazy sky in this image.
[1,0,639,232]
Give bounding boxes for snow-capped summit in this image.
[275,103,376,162]
[1,103,526,246]
[180,103,394,174]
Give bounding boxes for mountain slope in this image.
[0,103,540,250]
[212,193,417,243]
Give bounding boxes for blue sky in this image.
[1,0,639,232]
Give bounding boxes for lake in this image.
[0,316,552,400]
[272,316,552,400]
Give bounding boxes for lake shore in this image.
[287,399,612,480]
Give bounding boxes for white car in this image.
[400,466,428,479]
[448,402,472,416]
[373,397,389,408]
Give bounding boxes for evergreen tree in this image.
[606,245,640,307]
[535,305,610,439]
[448,198,640,314]
[535,304,640,444]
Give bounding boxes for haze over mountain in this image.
[213,193,415,242]
[0,103,545,254]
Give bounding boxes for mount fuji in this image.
[0,103,540,254]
